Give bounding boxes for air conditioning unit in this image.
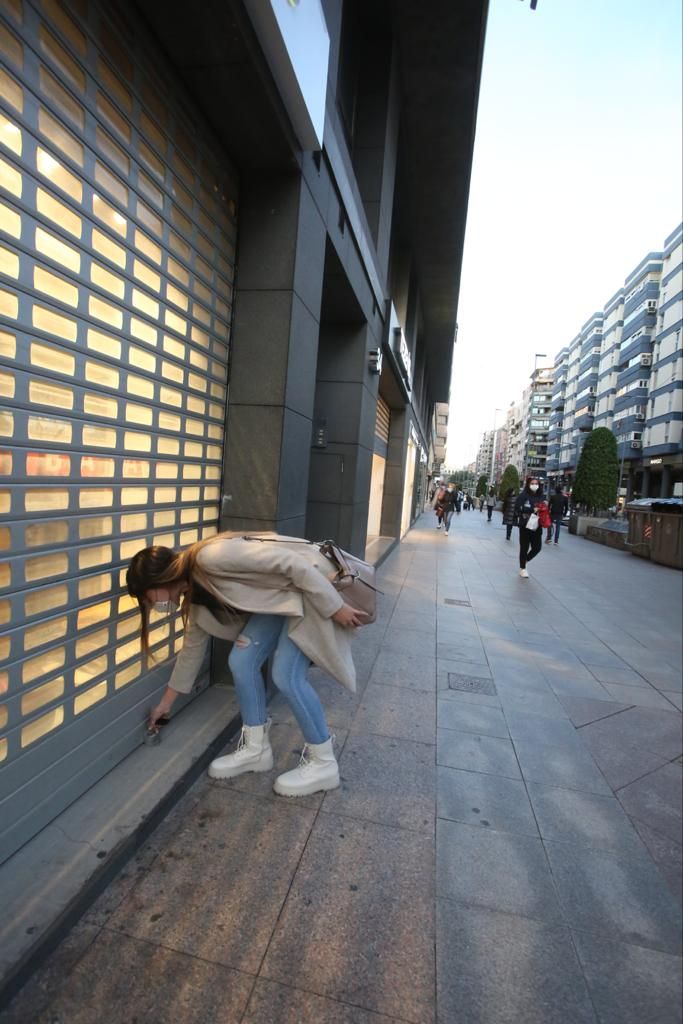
[646,300,657,313]
[631,440,642,449]
[640,354,652,367]
[635,412,646,422]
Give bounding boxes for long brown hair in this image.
[126,541,222,658]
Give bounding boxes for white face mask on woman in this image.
[529,484,539,493]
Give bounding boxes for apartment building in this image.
[548,224,682,498]
[504,400,524,477]
[521,365,553,479]
[475,429,494,478]
[546,347,568,478]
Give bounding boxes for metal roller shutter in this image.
[0,0,237,863]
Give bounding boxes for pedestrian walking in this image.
[514,477,551,578]
[455,489,463,515]
[546,485,568,545]
[502,487,517,540]
[486,488,496,522]
[433,484,456,534]
[126,533,367,796]
[478,494,485,512]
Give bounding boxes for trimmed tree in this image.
[572,428,619,513]
[475,474,487,497]
[498,464,520,497]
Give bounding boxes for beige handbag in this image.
[243,537,380,624]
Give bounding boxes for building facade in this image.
[504,400,524,477]
[0,0,488,863]
[521,365,553,479]
[548,224,682,498]
[475,429,494,479]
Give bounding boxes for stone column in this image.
[306,322,379,555]
[660,465,672,497]
[219,172,326,536]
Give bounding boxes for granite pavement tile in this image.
[436,903,596,1024]
[503,710,580,747]
[351,683,436,744]
[437,766,538,837]
[436,687,502,708]
[437,819,563,922]
[437,656,493,680]
[584,665,650,686]
[573,929,683,1024]
[436,640,488,664]
[544,675,614,700]
[579,715,671,791]
[0,924,101,1024]
[526,783,645,852]
[387,611,436,636]
[367,649,436,692]
[558,696,633,727]
[512,736,612,796]
[617,762,683,845]
[262,813,434,1024]
[545,840,683,954]
[437,728,521,779]
[30,930,253,1024]
[590,705,683,761]
[437,700,509,738]
[243,979,398,1024]
[105,787,316,974]
[380,625,436,657]
[632,819,683,903]
[497,687,570,719]
[602,682,677,711]
[323,732,435,832]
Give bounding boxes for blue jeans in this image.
[551,517,562,542]
[227,613,329,744]
[444,509,454,531]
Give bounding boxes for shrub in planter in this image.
[572,428,619,514]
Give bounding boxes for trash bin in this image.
[650,499,683,570]
[626,499,654,560]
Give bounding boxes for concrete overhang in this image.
[133,0,299,170]
[393,0,489,402]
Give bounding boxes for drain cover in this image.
[444,599,471,607]
[448,673,497,696]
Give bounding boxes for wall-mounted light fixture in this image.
[369,347,383,374]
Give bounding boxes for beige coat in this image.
[167,534,358,694]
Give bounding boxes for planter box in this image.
[585,523,628,551]
[569,514,605,537]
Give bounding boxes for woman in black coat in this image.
[514,477,545,578]
[502,488,517,541]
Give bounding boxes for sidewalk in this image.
[2,510,681,1024]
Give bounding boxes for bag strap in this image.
[242,535,382,594]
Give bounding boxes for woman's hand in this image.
[332,604,369,629]
[148,687,179,730]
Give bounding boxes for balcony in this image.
[574,411,594,432]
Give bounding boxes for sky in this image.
[446,0,683,467]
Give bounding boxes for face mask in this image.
[153,599,178,614]
[529,484,539,493]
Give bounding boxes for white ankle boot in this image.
[208,720,273,779]
[273,737,340,797]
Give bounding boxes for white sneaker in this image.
[273,737,340,797]
[436,524,441,530]
[208,720,273,779]
[519,569,529,579]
